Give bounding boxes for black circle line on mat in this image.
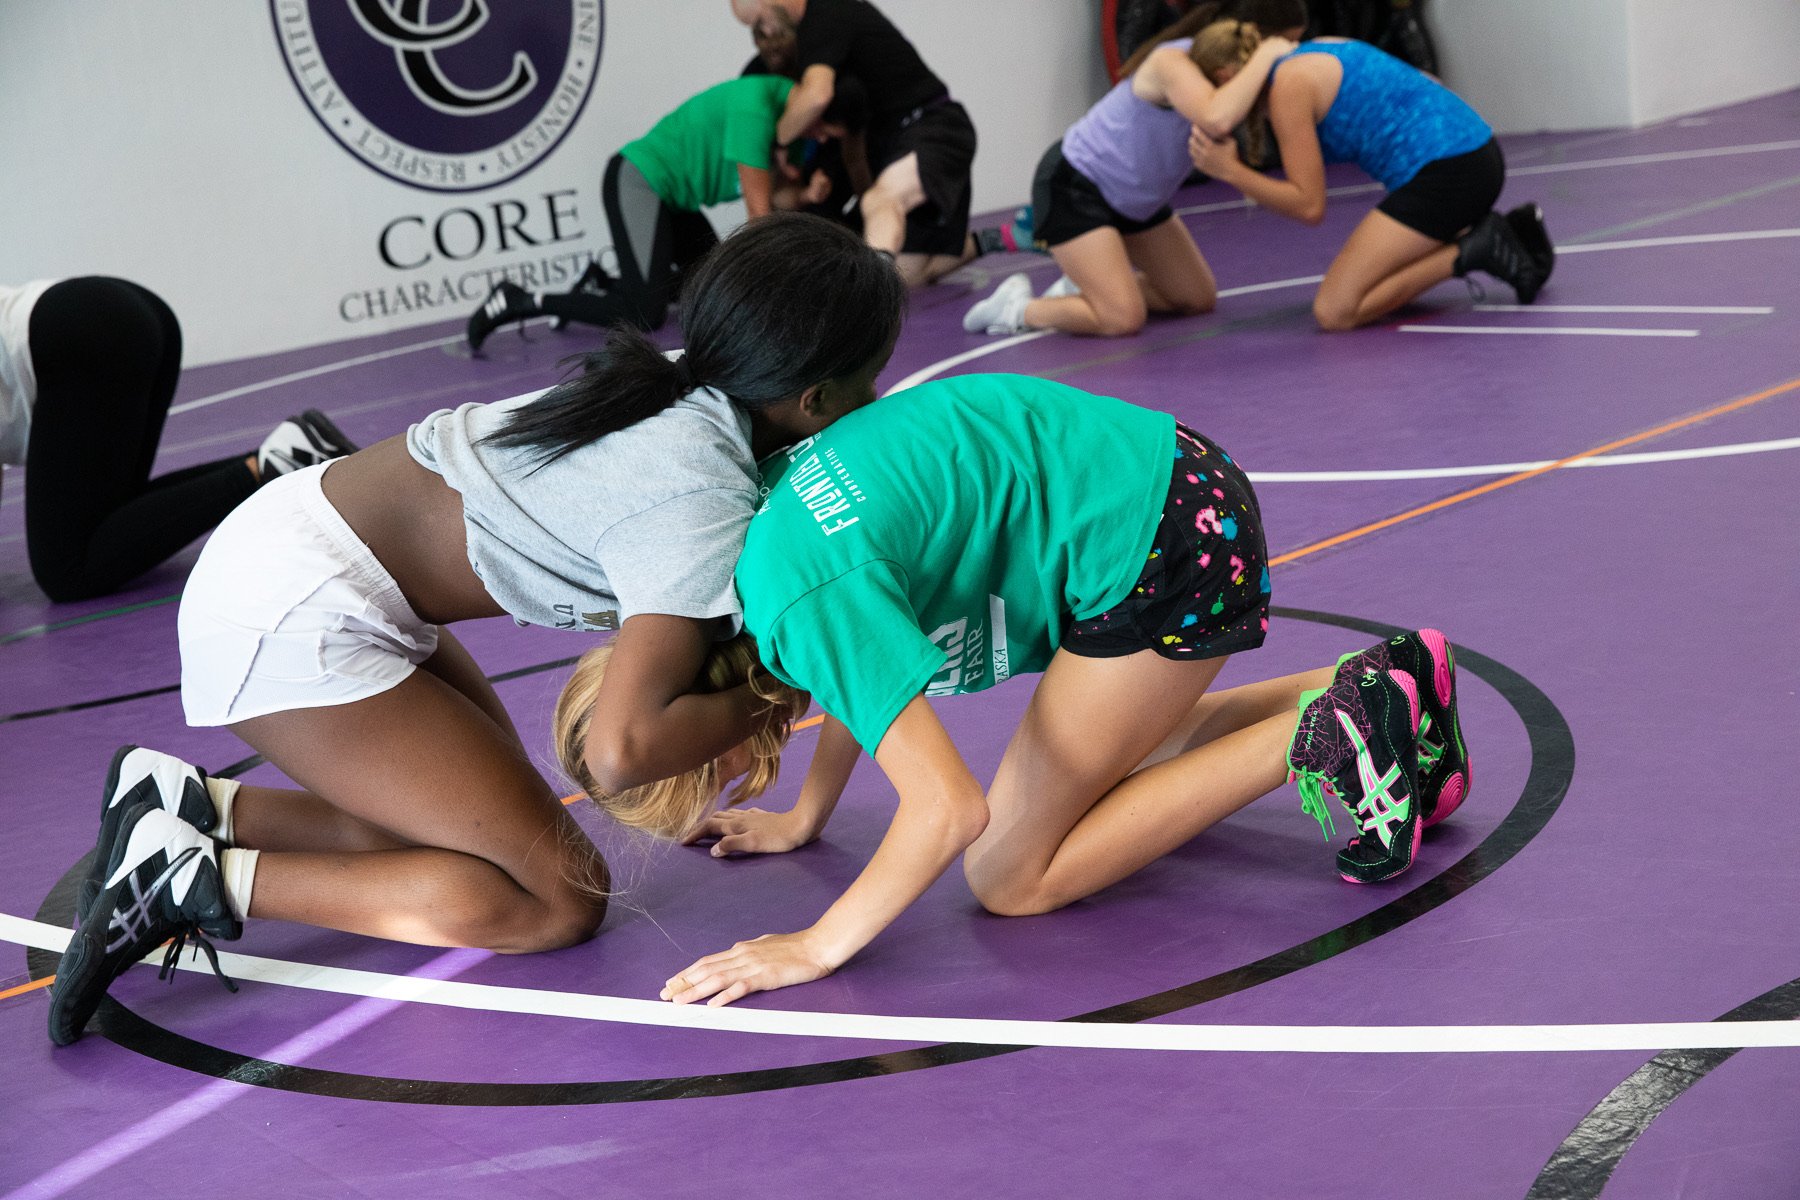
[0,654,584,725]
[0,592,183,647]
[28,609,1574,1106]
[1524,975,1800,1200]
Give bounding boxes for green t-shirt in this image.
[620,76,795,212]
[736,374,1175,753]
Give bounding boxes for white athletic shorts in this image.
[178,462,439,726]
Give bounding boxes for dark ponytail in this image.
[485,212,906,466]
[1117,0,1307,79]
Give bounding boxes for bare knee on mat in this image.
[1312,293,1363,332]
[965,868,1072,918]
[434,881,606,954]
[1092,298,1149,337]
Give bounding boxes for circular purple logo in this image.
[271,0,603,192]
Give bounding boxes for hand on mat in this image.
[661,931,834,1006]
[1188,126,1241,177]
[682,806,820,857]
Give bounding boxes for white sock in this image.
[961,272,1035,336]
[1043,274,1080,299]
[220,848,260,922]
[206,776,241,843]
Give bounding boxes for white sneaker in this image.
[1043,274,1080,299]
[257,410,358,479]
[962,272,1035,336]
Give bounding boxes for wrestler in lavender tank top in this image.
[1060,38,1196,222]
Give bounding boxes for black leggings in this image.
[18,278,257,602]
[538,154,719,332]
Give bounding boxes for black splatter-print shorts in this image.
[1063,424,1270,661]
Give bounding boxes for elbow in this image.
[939,787,991,851]
[582,728,659,795]
[1299,202,1327,227]
[1194,117,1233,143]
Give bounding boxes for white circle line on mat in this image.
[4,913,1795,1054]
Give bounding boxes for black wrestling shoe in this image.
[80,747,220,916]
[1334,631,1470,827]
[1454,212,1548,304]
[1504,202,1556,281]
[49,804,240,1047]
[258,409,359,479]
[550,260,618,330]
[467,282,539,354]
[1288,666,1425,885]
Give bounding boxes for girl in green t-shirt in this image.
[468,76,868,352]
[558,375,1470,1007]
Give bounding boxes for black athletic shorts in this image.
[868,97,976,257]
[1377,137,1505,243]
[1063,424,1270,662]
[1031,139,1173,248]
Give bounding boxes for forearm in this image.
[777,77,832,145]
[1218,162,1319,223]
[1197,46,1283,137]
[804,780,986,966]
[790,714,860,834]
[738,163,775,219]
[589,681,770,790]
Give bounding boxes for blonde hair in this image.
[1191,19,1273,166]
[555,635,808,840]
[1192,18,1264,79]
[1116,0,1303,81]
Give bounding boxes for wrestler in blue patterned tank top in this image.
[1281,40,1491,190]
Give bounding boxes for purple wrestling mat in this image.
[3,89,1797,1200]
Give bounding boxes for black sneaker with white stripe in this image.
[80,745,220,915]
[466,281,540,354]
[257,409,359,479]
[49,804,241,1047]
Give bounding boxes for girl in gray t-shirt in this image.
[49,214,907,1046]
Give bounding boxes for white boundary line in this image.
[5,914,1797,1054]
[886,274,1325,396]
[884,330,1053,394]
[1247,436,1800,482]
[1507,137,1800,176]
[1472,304,1772,315]
[1399,325,1700,338]
[1176,183,1378,216]
[1172,140,1800,217]
[1560,228,1800,253]
[171,231,1800,415]
[167,333,465,416]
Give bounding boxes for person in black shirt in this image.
[734,0,979,286]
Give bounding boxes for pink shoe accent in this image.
[1387,669,1421,733]
[1418,628,1452,705]
[1428,772,1467,827]
[1338,819,1424,884]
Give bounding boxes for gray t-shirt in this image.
[406,385,757,633]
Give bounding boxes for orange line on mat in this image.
[559,714,828,806]
[0,976,53,1001]
[1269,374,1800,567]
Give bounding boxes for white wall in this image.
[1433,0,1636,132]
[1627,0,1800,126]
[1433,0,1800,133]
[0,0,1104,365]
